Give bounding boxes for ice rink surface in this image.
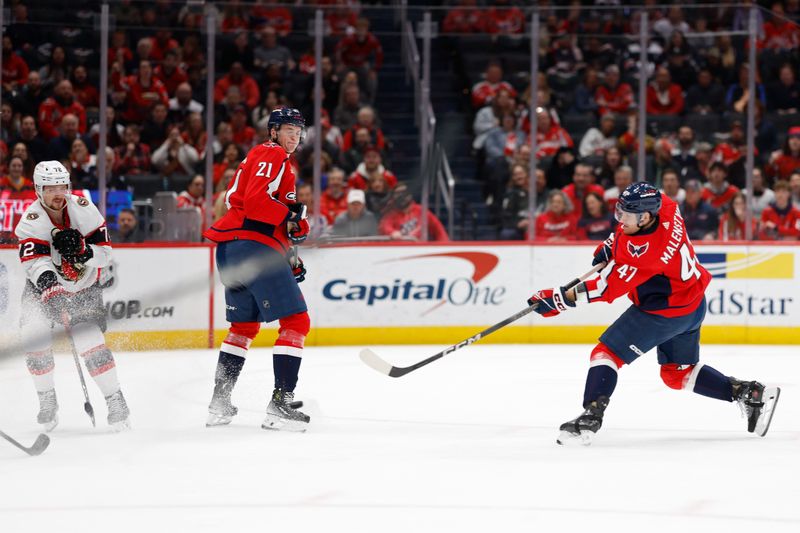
[1,344,798,533]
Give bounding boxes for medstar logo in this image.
[627,241,649,258]
[321,251,505,315]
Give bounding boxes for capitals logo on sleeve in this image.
[627,241,649,257]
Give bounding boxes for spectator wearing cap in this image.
[563,163,604,219]
[685,68,725,115]
[759,180,800,240]
[702,162,740,214]
[320,167,350,224]
[110,208,144,244]
[579,114,618,158]
[745,167,775,217]
[595,65,634,117]
[348,147,398,190]
[332,188,379,238]
[471,61,517,109]
[379,183,449,242]
[214,62,260,110]
[254,26,295,74]
[230,105,256,151]
[443,0,485,33]
[681,179,719,241]
[646,67,684,116]
[767,127,800,181]
[660,168,686,204]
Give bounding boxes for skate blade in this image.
[261,413,309,432]
[557,430,594,446]
[110,418,131,432]
[205,413,234,427]
[755,387,780,437]
[40,416,59,433]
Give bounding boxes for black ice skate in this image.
[557,396,609,446]
[262,388,310,432]
[106,390,131,431]
[37,389,59,432]
[206,380,239,427]
[731,378,780,437]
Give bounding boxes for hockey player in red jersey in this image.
[15,161,130,431]
[528,182,780,444]
[203,108,311,431]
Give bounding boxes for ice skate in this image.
[105,390,131,431]
[206,381,238,427]
[262,388,310,432]
[731,378,780,437]
[37,389,59,432]
[557,396,609,446]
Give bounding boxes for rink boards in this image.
[1,242,798,349]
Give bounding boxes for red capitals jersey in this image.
[581,194,711,318]
[203,142,297,255]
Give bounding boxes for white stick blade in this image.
[359,348,393,376]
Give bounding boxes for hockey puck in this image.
[289,400,303,409]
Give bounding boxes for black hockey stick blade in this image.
[85,401,96,427]
[359,262,607,378]
[0,430,50,456]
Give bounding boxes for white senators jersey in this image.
[14,194,112,293]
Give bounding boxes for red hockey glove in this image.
[527,287,575,317]
[292,257,306,283]
[288,219,310,244]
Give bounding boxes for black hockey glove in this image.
[292,257,306,283]
[592,235,613,266]
[52,228,85,257]
[286,203,307,224]
[37,271,72,323]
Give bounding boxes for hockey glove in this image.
[592,234,613,266]
[286,202,307,224]
[292,257,307,283]
[52,228,85,257]
[286,203,310,244]
[527,287,575,318]
[37,271,73,323]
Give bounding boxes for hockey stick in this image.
[359,262,607,378]
[0,429,50,456]
[61,313,96,427]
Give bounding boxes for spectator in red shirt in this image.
[2,35,29,93]
[336,17,383,102]
[534,189,577,241]
[702,162,740,214]
[762,2,800,51]
[71,66,99,110]
[252,0,293,35]
[320,167,350,224]
[177,174,207,234]
[646,66,684,115]
[325,1,358,37]
[759,180,800,240]
[562,163,605,219]
[213,142,243,187]
[0,156,34,192]
[182,111,208,158]
[214,62,260,110]
[595,64,634,116]
[533,107,574,159]
[767,127,800,181]
[118,60,169,123]
[713,120,753,168]
[113,125,151,175]
[471,62,517,109]
[379,183,449,242]
[485,0,525,35]
[38,80,87,141]
[149,30,180,63]
[341,106,386,152]
[348,147,398,190]
[155,49,189,96]
[443,0,485,33]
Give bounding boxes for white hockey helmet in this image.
[33,160,71,204]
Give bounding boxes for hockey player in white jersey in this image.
[14,161,130,431]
